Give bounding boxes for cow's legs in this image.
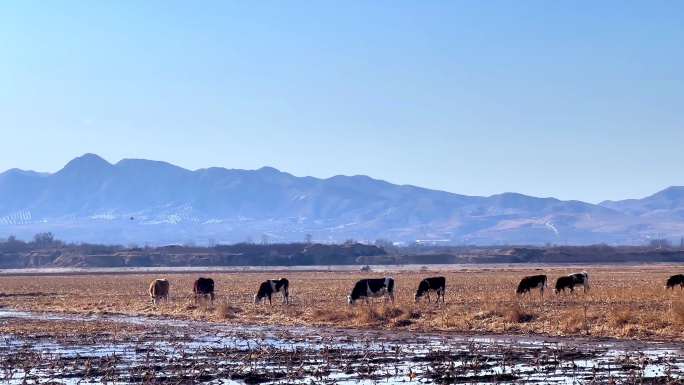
[268,294,272,306]
[426,292,431,303]
[283,290,289,305]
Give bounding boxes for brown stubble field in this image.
[0,265,683,341]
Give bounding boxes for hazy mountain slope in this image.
[601,187,684,217]
[0,154,675,245]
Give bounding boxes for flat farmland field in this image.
[1,265,683,340]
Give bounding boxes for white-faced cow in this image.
[148,278,169,305]
[193,277,215,303]
[516,274,548,299]
[415,276,446,303]
[348,277,395,305]
[555,272,589,294]
[666,274,684,290]
[254,278,289,305]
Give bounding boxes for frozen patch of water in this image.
[0,309,682,384]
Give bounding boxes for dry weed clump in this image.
[558,308,586,334]
[0,265,682,340]
[310,307,354,323]
[504,304,535,323]
[609,309,634,328]
[355,306,382,325]
[670,301,684,326]
[380,304,404,319]
[398,303,422,320]
[217,301,241,320]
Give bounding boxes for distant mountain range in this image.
[1,153,683,246]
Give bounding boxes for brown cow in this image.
[149,279,170,305]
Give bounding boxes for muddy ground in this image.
[0,309,682,384]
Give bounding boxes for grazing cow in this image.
[193,277,215,303]
[516,275,548,299]
[254,278,289,305]
[148,278,169,305]
[555,272,589,294]
[415,276,446,303]
[348,277,395,305]
[666,274,684,290]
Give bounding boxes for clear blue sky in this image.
[1,1,682,203]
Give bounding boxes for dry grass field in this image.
[1,265,683,341]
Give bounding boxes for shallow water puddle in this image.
[0,309,682,384]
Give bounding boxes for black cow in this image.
[516,275,547,299]
[666,274,684,290]
[348,277,395,305]
[254,278,289,305]
[193,277,215,303]
[415,276,446,303]
[555,272,589,294]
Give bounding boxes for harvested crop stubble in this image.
[0,265,683,340]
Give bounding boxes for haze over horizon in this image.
[2,2,683,203]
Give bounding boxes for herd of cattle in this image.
[148,273,684,305]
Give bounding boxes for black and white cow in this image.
[415,276,446,303]
[254,278,289,305]
[516,275,548,299]
[555,272,589,294]
[348,277,395,305]
[666,274,684,290]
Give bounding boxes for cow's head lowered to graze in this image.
[193,277,215,303]
[666,274,684,289]
[516,274,547,299]
[254,278,289,305]
[555,272,589,294]
[415,276,446,303]
[148,278,170,305]
[348,277,394,305]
